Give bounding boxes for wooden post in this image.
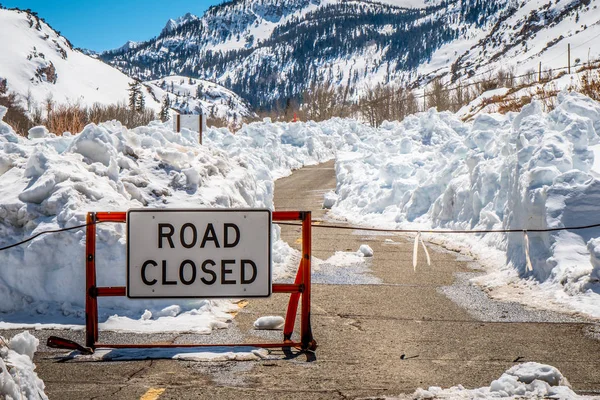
[175,114,181,132]
[199,114,203,145]
[568,43,571,74]
[538,62,542,82]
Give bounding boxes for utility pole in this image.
[568,43,571,74]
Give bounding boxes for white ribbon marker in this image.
[523,230,533,272]
[413,232,431,271]
[413,233,419,271]
[420,233,431,267]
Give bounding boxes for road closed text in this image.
[127,210,271,298]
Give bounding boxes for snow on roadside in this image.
[408,363,586,400]
[3,90,600,330]
[327,92,600,318]
[0,108,366,332]
[0,331,47,400]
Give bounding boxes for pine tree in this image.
[128,81,141,111]
[159,95,171,122]
[136,91,146,112]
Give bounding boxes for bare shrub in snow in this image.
[425,78,451,112]
[519,68,538,85]
[0,88,34,136]
[580,69,600,101]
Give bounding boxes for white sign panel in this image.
[127,209,271,298]
[174,114,205,133]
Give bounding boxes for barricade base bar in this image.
[93,284,303,298]
[93,342,304,350]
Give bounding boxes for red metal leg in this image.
[300,212,315,350]
[283,261,303,341]
[85,212,98,348]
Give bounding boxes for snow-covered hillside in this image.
[444,0,600,81]
[146,76,256,123]
[0,8,253,126]
[0,8,159,111]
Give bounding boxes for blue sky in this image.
[2,0,222,52]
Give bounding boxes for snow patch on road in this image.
[73,346,270,362]
[253,316,285,330]
[411,363,581,400]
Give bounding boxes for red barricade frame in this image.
[79,210,316,352]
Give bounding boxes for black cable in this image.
[2,219,600,253]
[0,222,99,252]
[276,221,600,234]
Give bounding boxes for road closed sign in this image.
[127,209,272,298]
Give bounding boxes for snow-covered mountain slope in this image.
[101,0,600,111]
[100,0,507,109]
[446,0,600,81]
[146,76,256,122]
[160,12,199,36]
[0,8,159,111]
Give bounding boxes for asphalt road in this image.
[2,160,600,399]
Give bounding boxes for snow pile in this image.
[204,117,368,180]
[329,92,600,317]
[413,362,578,399]
[0,112,365,331]
[358,244,374,257]
[253,316,284,330]
[0,331,47,400]
[323,191,338,209]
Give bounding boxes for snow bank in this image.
[413,362,578,399]
[0,113,363,331]
[4,91,600,327]
[0,331,47,400]
[323,191,338,209]
[328,92,600,317]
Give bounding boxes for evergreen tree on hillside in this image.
[136,90,146,112]
[128,81,142,112]
[159,95,171,122]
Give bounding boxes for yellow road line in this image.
[229,299,249,318]
[141,388,165,400]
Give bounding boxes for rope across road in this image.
[276,221,600,234]
[2,220,600,252]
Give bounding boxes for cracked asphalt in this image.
[2,160,600,399]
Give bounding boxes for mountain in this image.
[0,7,160,111]
[101,0,600,111]
[160,13,199,36]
